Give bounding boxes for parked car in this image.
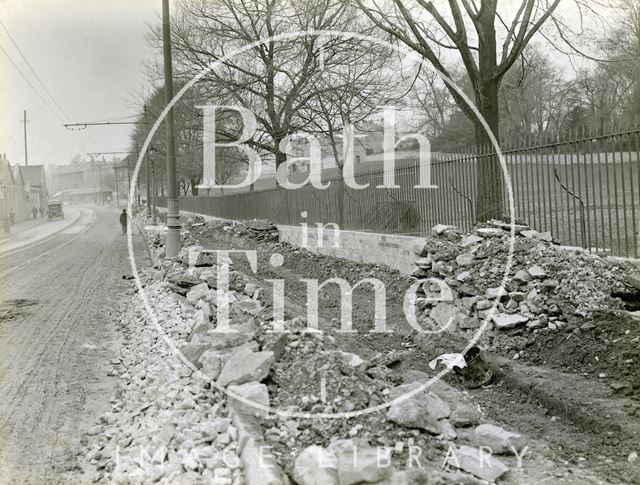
[47,200,64,221]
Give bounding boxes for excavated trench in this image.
[168,220,640,483]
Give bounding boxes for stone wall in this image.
[276,224,424,275]
[164,209,426,274]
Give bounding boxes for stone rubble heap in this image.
[123,218,593,484]
[412,222,635,336]
[212,219,280,243]
[288,385,523,484]
[79,281,244,485]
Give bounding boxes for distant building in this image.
[0,154,46,229]
[47,159,116,204]
[18,165,48,213]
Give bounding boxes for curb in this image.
[229,405,290,485]
[0,207,84,259]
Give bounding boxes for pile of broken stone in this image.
[411,221,635,335]
[118,228,553,484]
[200,219,280,243]
[79,275,244,484]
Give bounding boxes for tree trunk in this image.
[330,136,345,228]
[474,78,504,222]
[190,177,199,195]
[474,0,504,223]
[336,181,345,228]
[274,137,287,188]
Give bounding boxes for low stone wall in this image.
[276,224,424,275]
[160,208,426,275]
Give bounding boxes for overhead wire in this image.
[0,18,71,122]
[0,43,65,124]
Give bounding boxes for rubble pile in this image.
[123,222,522,482]
[149,237,536,483]
[411,222,635,336]
[122,216,627,483]
[197,219,280,243]
[80,282,244,484]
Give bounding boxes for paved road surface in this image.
[0,206,146,483]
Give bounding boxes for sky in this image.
[0,0,613,169]
[0,0,162,167]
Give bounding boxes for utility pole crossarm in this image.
[64,121,148,130]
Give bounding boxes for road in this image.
[0,206,146,484]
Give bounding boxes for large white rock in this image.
[217,349,274,387]
[521,229,552,242]
[191,308,208,329]
[198,349,224,379]
[186,282,210,305]
[491,313,529,330]
[455,253,475,267]
[409,377,482,428]
[231,298,262,316]
[432,224,455,235]
[336,351,364,367]
[187,245,204,267]
[513,269,531,283]
[476,227,504,237]
[446,445,508,482]
[520,229,539,239]
[178,343,211,368]
[387,382,451,434]
[329,440,393,485]
[461,234,483,247]
[527,265,546,279]
[474,423,524,455]
[413,257,432,269]
[292,446,339,485]
[228,381,270,417]
[485,287,507,299]
[198,317,256,350]
[412,239,428,256]
[430,302,461,331]
[196,300,213,320]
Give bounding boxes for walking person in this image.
[119,209,127,234]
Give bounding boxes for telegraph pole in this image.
[162,0,181,257]
[146,151,151,217]
[126,155,132,204]
[151,158,157,225]
[20,110,30,165]
[135,144,141,208]
[143,105,152,218]
[98,161,103,203]
[114,162,120,208]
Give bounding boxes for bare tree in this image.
[499,46,573,136]
[573,65,635,133]
[162,0,373,176]
[355,0,563,221]
[408,69,459,139]
[293,26,399,224]
[600,0,640,126]
[129,82,212,196]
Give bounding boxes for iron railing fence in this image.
[158,128,640,258]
